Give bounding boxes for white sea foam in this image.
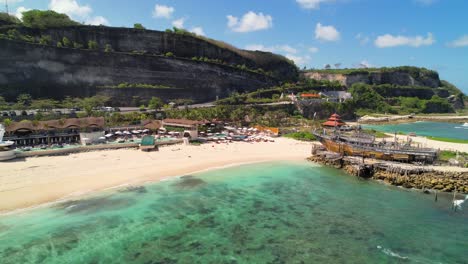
[453,195,468,210]
[377,245,409,260]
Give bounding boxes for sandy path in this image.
[0,138,311,213]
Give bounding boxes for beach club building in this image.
[4,117,105,146]
[162,119,209,139]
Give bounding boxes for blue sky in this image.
[6,0,468,93]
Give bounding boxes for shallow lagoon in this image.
[0,161,467,263]
[363,121,468,140]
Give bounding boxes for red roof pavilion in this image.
[322,113,346,127]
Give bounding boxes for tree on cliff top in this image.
[22,10,79,29]
[134,23,146,30]
[0,12,21,25]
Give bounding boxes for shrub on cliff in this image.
[73,42,83,49]
[22,10,79,28]
[421,96,454,113]
[87,40,99,50]
[0,12,21,25]
[39,35,51,45]
[349,83,393,113]
[134,23,146,30]
[62,37,72,47]
[104,44,113,52]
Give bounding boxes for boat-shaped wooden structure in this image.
[313,130,439,163]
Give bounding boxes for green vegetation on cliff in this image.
[98,83,172,89]
[21,10,79,28]
[0,12,21,25]
[349,83,457,114]
[305,66,438,79]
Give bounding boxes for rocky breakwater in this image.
[308,154,468,194]
[372,169,468,193]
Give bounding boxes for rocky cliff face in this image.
[1,25,298,81]
[0,39,277,104]
[302,70,441,88]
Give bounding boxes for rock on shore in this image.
[308,155,468,194]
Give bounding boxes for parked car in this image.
[9,111,16,117]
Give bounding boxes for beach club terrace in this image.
[4,117,104,146]
[162,118,209,138]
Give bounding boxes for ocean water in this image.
[0,161,467,264]
[363,121,468,140]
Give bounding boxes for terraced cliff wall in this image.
[1,25,298,81]
[0,39,277,105]
[302,70,441,88]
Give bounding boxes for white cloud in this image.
[172,18,185,28]
[355,33,370,45]
[152,4,174,19]
[358,60,373,68]
[15,6,31,20]
[49,0,92,19]
[447,35,468,48]
[374,33,435,48]
[86,16,109,26]
[48,0,109,25]
[244,44,297,54]
[286,54,310,66]
[278,45,297,54]
[190,27,205,36]
[315,23,340,42]
[227,11,273,33]
[296,0,332,9]
[308,47,319,53]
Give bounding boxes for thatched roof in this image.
[6,117,105,133]
[142,120,162,130]
[162,119,207,127]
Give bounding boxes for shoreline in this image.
[0,138,311,214]
[0,159,298,217]
[357,114,468,125]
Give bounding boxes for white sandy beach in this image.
[390,134,468,152]
[0,138,311,213]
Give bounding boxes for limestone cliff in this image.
[0,25,298,81]
[0,39,277,104]
[302,67,441,88]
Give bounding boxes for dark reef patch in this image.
[173,176,207,189]
[56,196,133,214]
[119,186,148,194]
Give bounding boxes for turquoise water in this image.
[364,121,468,140]
[0,162,467,263]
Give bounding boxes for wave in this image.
[377,245,409,260]
[453,195,468,210]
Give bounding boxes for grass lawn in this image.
[427,136,468,144]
